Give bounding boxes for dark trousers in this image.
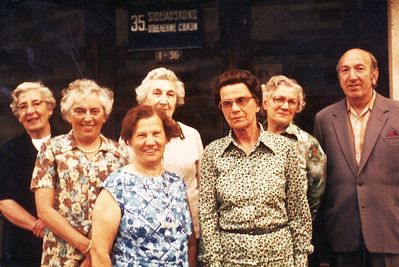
[329,249,399,267]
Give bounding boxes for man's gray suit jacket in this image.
[314,93,399,253]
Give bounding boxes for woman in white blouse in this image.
[123,67,203,266]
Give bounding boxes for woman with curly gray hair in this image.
[262,75,327,220]
[31,79,128,266]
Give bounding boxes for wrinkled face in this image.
[219,83,260,131]
[68,92,106,143]
[17,90,52,137]
[337,49,378,104]
[130,115,166,167]
[144,79,177,118]
[263,85,299,131]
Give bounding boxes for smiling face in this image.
[129,115,166,168]
[219,83,260,131]
[17,89,53,138]
[263,85,299,133]
[337,49,378,106]
[67,92,106,144]
[143,79,177,118]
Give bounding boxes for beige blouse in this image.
[199,128,313,266]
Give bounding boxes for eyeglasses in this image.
[272,97,298,108]
[218,96,255,110]
[17,100,44,113]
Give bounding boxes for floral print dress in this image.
[30,132,128,266]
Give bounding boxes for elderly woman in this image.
[261,75,326,219]
[199,69,313,266]
[91,105,192,266]
[30,79,128,266]
[0,82,56,267]
[124,67,203,264]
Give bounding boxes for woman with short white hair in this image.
[31,79,128,266]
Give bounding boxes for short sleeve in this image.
[103,171,125,211]
[30,140,57,190]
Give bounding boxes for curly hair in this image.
[261,75,306,113]
[10,81,56,117]
[135,67,185,106]
[60,79,114,121]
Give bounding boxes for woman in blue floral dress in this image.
[90,105,193,266]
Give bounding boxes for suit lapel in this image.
[358,94,388,174]
[331,100,358,177]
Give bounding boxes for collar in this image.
[282,121,299,135]
[218,123,282,155]
[346,90,376,116]
[263,120,299,140]
[58,130,118,155]
[281,122,300,141]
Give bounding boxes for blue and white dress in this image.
[103,169,192,267]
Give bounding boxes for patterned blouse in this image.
[104,169,192,266]
[282,122,327,219]
[121,121,203,238]
[30,132,128,266]
[199,127,313,266]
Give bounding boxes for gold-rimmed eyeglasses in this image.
[271,97,298,108]
[218,96,254,110]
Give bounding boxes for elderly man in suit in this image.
[314,48,399,267]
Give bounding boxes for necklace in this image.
[77,139,102,154]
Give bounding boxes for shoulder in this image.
[164,171,187,191]
[375,93,399,112]
[294,126,325,159]
[177,122,202,140]
[44,133,73,154]
[292,124,319,144]
[103,169,125,189]
[204,136,229,155]
[315,98,346,119]
[165,171,184,183]
[0,133,29,153]
[261,130,296,152]
[49,133,71,144]
[101,135,129,160]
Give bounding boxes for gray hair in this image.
[60,79,114,121]
[135,67,185,106]
[261,75,306,113]
[10,81,56,118]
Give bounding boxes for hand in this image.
[80,254,91,267]
[32,219,45,238]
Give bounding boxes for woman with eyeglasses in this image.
[199,69,313,266]
[261,75,326,221]
[121,67,203,266]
